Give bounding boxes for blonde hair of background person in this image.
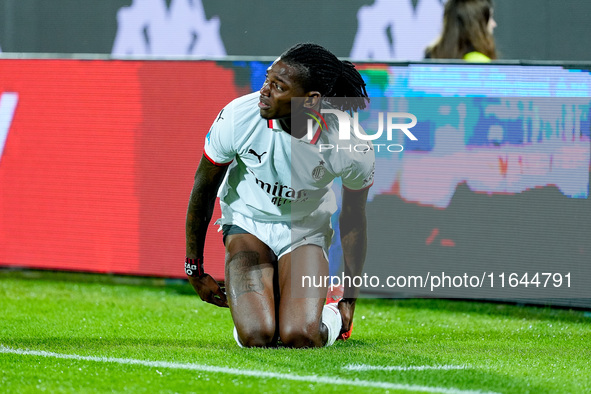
[425,0,497,62]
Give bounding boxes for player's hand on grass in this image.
[188,274,228,308]
[338,298,356,335]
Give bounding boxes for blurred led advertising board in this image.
[1,59,589,307]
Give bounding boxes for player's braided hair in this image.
[280,43,369,112]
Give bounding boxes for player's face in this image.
[258,59,306,120]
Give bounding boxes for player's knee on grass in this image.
[235,322,277,348]
[280,321,325,348]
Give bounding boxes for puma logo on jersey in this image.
[248,148,267,163]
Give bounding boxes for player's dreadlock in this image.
[280,43,369,113]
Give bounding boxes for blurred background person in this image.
[425,0,497,62]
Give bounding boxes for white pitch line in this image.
[0,346,499,394]
[344,364,469,372]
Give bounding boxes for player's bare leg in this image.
[277,244,332,348]
[224,233,278,347]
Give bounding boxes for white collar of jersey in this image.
[266,119,322,145]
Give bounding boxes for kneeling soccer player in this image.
[185,42,374,348]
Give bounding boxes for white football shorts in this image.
[217,208,333,260]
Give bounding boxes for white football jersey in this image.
[204,92,375,225]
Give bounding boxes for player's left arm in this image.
[338,186,370,334]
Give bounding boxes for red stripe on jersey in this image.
[203,151,233,167]
[266,117,323,144]
[309,124,322,144]
[307,108,325,144]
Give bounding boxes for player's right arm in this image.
[185,155,229,307]
[186,101,237,307]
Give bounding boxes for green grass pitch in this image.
[1,270,590,393]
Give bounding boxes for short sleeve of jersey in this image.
[203,105,236,166]
[340,146,375,191]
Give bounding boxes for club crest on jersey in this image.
[312,160,326,181]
